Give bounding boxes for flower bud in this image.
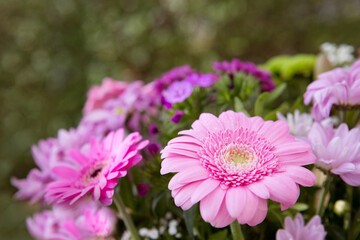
[334,200,350,216]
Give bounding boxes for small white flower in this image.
[175,233,182,238]
[169,219,179,228]
[139,228,149,237]
[148,228,159,239]
[121,231,131,240]
[168,226,177,236]
[277,110,313,137]
[320,42,354,66]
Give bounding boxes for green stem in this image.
[344,185,353,230]
[114,191,140,240]
[316,174,331,217]
[230,221,245,240]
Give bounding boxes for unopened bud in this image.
[334,200,350,216]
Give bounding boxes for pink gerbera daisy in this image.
[160,111,316,227]
[45,129,148,206]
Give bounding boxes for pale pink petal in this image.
[190,178,220,204]
[225,187,247,218]
[200,187,226,222]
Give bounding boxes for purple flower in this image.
[307,122,360,186]
[213,58,275,91]
[137,183,151,197]
[184,73,220,87]
[162,81,193,104]
[276,213,326,240]
[170,110,184,124]
[154,65,195,92]
[304,59,360,121]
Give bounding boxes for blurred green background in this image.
[1,0,359,238]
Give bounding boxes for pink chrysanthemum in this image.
[276,213,326,240]
[307,122,360,186]
[45,129,148,206]
[161,111,316,227]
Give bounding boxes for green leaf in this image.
[209,229,228,240]
[184,205,196,239]
[265,83,287,103]
[289,202,308,212]
[254,92,269,116]
[234,97,249,116]
[254,83,287,116]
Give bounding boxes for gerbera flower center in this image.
[82,161,109,185]
[199,128,278,188]
[221,143,254,166]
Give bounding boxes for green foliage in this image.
[264,54,316,81]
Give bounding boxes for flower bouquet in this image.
[12,43,360,240]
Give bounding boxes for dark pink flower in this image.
[45,129,148,206]
[12,126,93,204]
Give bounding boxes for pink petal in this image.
[283,166,316,187]
[169,136,203,146]
[247,198,268,226]
[211,200,235,228]
[275,142,311,155]
[173,181,202,209]
[247,181,270,199]
[200,187,226,222]
[52,166,79,180]
[161,159,202,175]
[237,189,259,224]
[168,167,209,190]
[190,178,220,204]
[262,175,299,210]
[199,113,224,133]
[225,186,247,218]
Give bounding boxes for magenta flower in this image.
[307,122,360,186]
[184,73,220,87]
[171,110,184,124]
[45,129,148,206]
[83,77,128,115]
[304,59,360,121]
[162,81,193,104]
[161,111,316,227]
[137,183,151,197]
[213,59,275,91]
[154,65,195,92]
[276,213,326,240]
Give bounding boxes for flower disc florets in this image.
[199,129,278,188]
